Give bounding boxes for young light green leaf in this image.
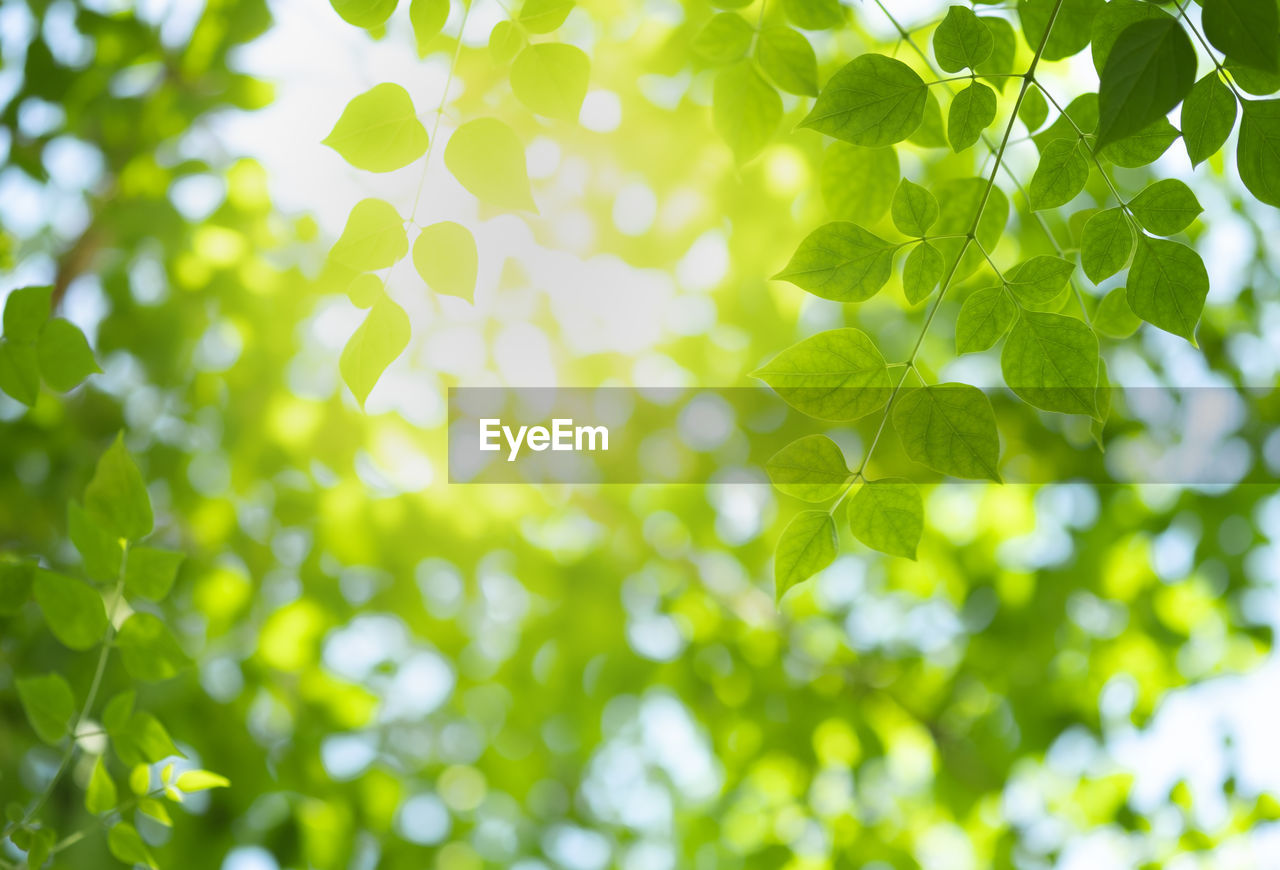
[16,673,75,744]
[1019,84,1049,131]
[413,221,478,302]
[117,613,189,681]
[1182,72,1238,167]
[409,0,448,56]
[892,179,939,237]
[35,318,100,392]
[511,43,590,121]
[3,286,52,341]
[1094,286,1142,338]
[903,241,944,305]
[692,13,754,65]
[519,0,574,33]
[1019,0,1103,62]
[329,0,397,28]
[1238,98,1280,208]
[444,118,537,212]
[175,769,231,792]
[108,822,156,870]
[322,83,428,173]
[948,82,997,152]
[956,286,1016,354]
[125,547,185,601]
[0,340,39,406]
[1203,0,1279,74]
[712,62,782,163]
[138,798,172,826]
[774,510,837,601]
[1030,138,1089,209]
[756,26,819,96]
[340,297,411,409]
[34,569,107,650]
[329,199,408,273]
[1099,117,1179,167]
[1081,207,1134,283]
[1096,18,1196,149]
[1127,236,1209,341]
[1129,179,1203,235]
[977,16,1018,91]
[765,435,851,502]
[68,501,123,583]
[1001,311,1100,416]
[909,90,948,148]
[820,144,899,223]
[87,757,119,814]
[800,54,927,147]
[489,21,526,63]
[1005,255,1075,305]
[85,433,153,542]
[773,222,895,302]
[783,0,842,30]
[933,6,994,72]
[752,328,891,421]
[892,383,1001,481]
[0,559,36,615]
[848,479,923,559]
[346,274,384,309]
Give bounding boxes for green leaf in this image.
[1001,311,1100,416]
[413,221,478,302]
[892,383,1001,481]
[1096,18,1196,149]
[712,62,782,163]
[16,673,75,744]
[87,757,118,814]
[909,90,948,148]
[0,339,40,406]
[933,6,994,72]
[489,21,527,64]
[848,479,923,559]
[1129,179,1203,235]
[819,144,899,223]
[1094,287,1142,338]
[329,0,397,28]
[1090,0,1172,74]
[25,829,55,870]
[1029,138,1089,209]
[511,43,590,121]
[113,711,181,769]
[68,501,123,583]
[346,274,384,309]
[1034,93,1098,150]
[0,558,36,614]
[1203,0,1280,73]
[340,297,411,409]
[947,82,997,152]
[956,286,1016,354]
[1005,255,1075,305]
[752,327,891,421]
[692,13,754,65]
[903,242,944,305]
[756,26,819,97]
[444,118,537,212]
[765,435,851,502]
[1238,98,1280,208]
[409,0,448,56]
[1019,85,1049,131]
[35,318,100,392]
[518,0,574,33]
[1081,207,1134,283]
[175,769,231,792]
[1127,236,1209,341]
[800,54,927,147]
[932,177,1009,281]
[1227,59,1280,94]
[1182,72,1238,167]
[3,286,52,341]
[774,511,837,601]
[138,798,172,826]
[977,16,1018,92]
[124,547,185,601]
[782,0,842,30]
[329,199,408,272]
[85,433,153,542]
[116,613,189,681]
[103,690,136,735]
[1099,117,1179,167]
[773,222,895,302]
[108,822,156,870]
[1019,0,1103,62]
[322,83,428,173]
[34,569,107,650]
[891,179,939,237]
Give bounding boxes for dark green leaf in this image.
[1001,311,1099,416]
[35,318,100,392]
[34,569,108,650]
[892,179,939,237]
[774,511,837,601]
[1182,72,1238,166]
[0,558,36,615]
[1238,98,1280,207]
[1090,0,1172,75]
[765,435,851,502]
[68,501,122,583]
[893,384,1001,481]
[956,286,1016,353]
[752,327,892,421]
[1029,138,1089,209]
[1081,207,1134,283]
[3,286,52,341]
[0,339,40,406]
[1203,0,1280,73]
[108,822,155,869]
[16,673,75,744]
[1099,117,1179,167]
[1005,255,1075,305]
[1129,179,1203,235]
[1127,236,1209,341]
[801,54,927,147]
[848,479,922,559]
[1096,18,1196,149]
[948,82,997,152]
[1019,0,1104,61]
[116,613,189,681]
[773,222,895,302]
[933,6,994,72]
[85,434,153,542]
